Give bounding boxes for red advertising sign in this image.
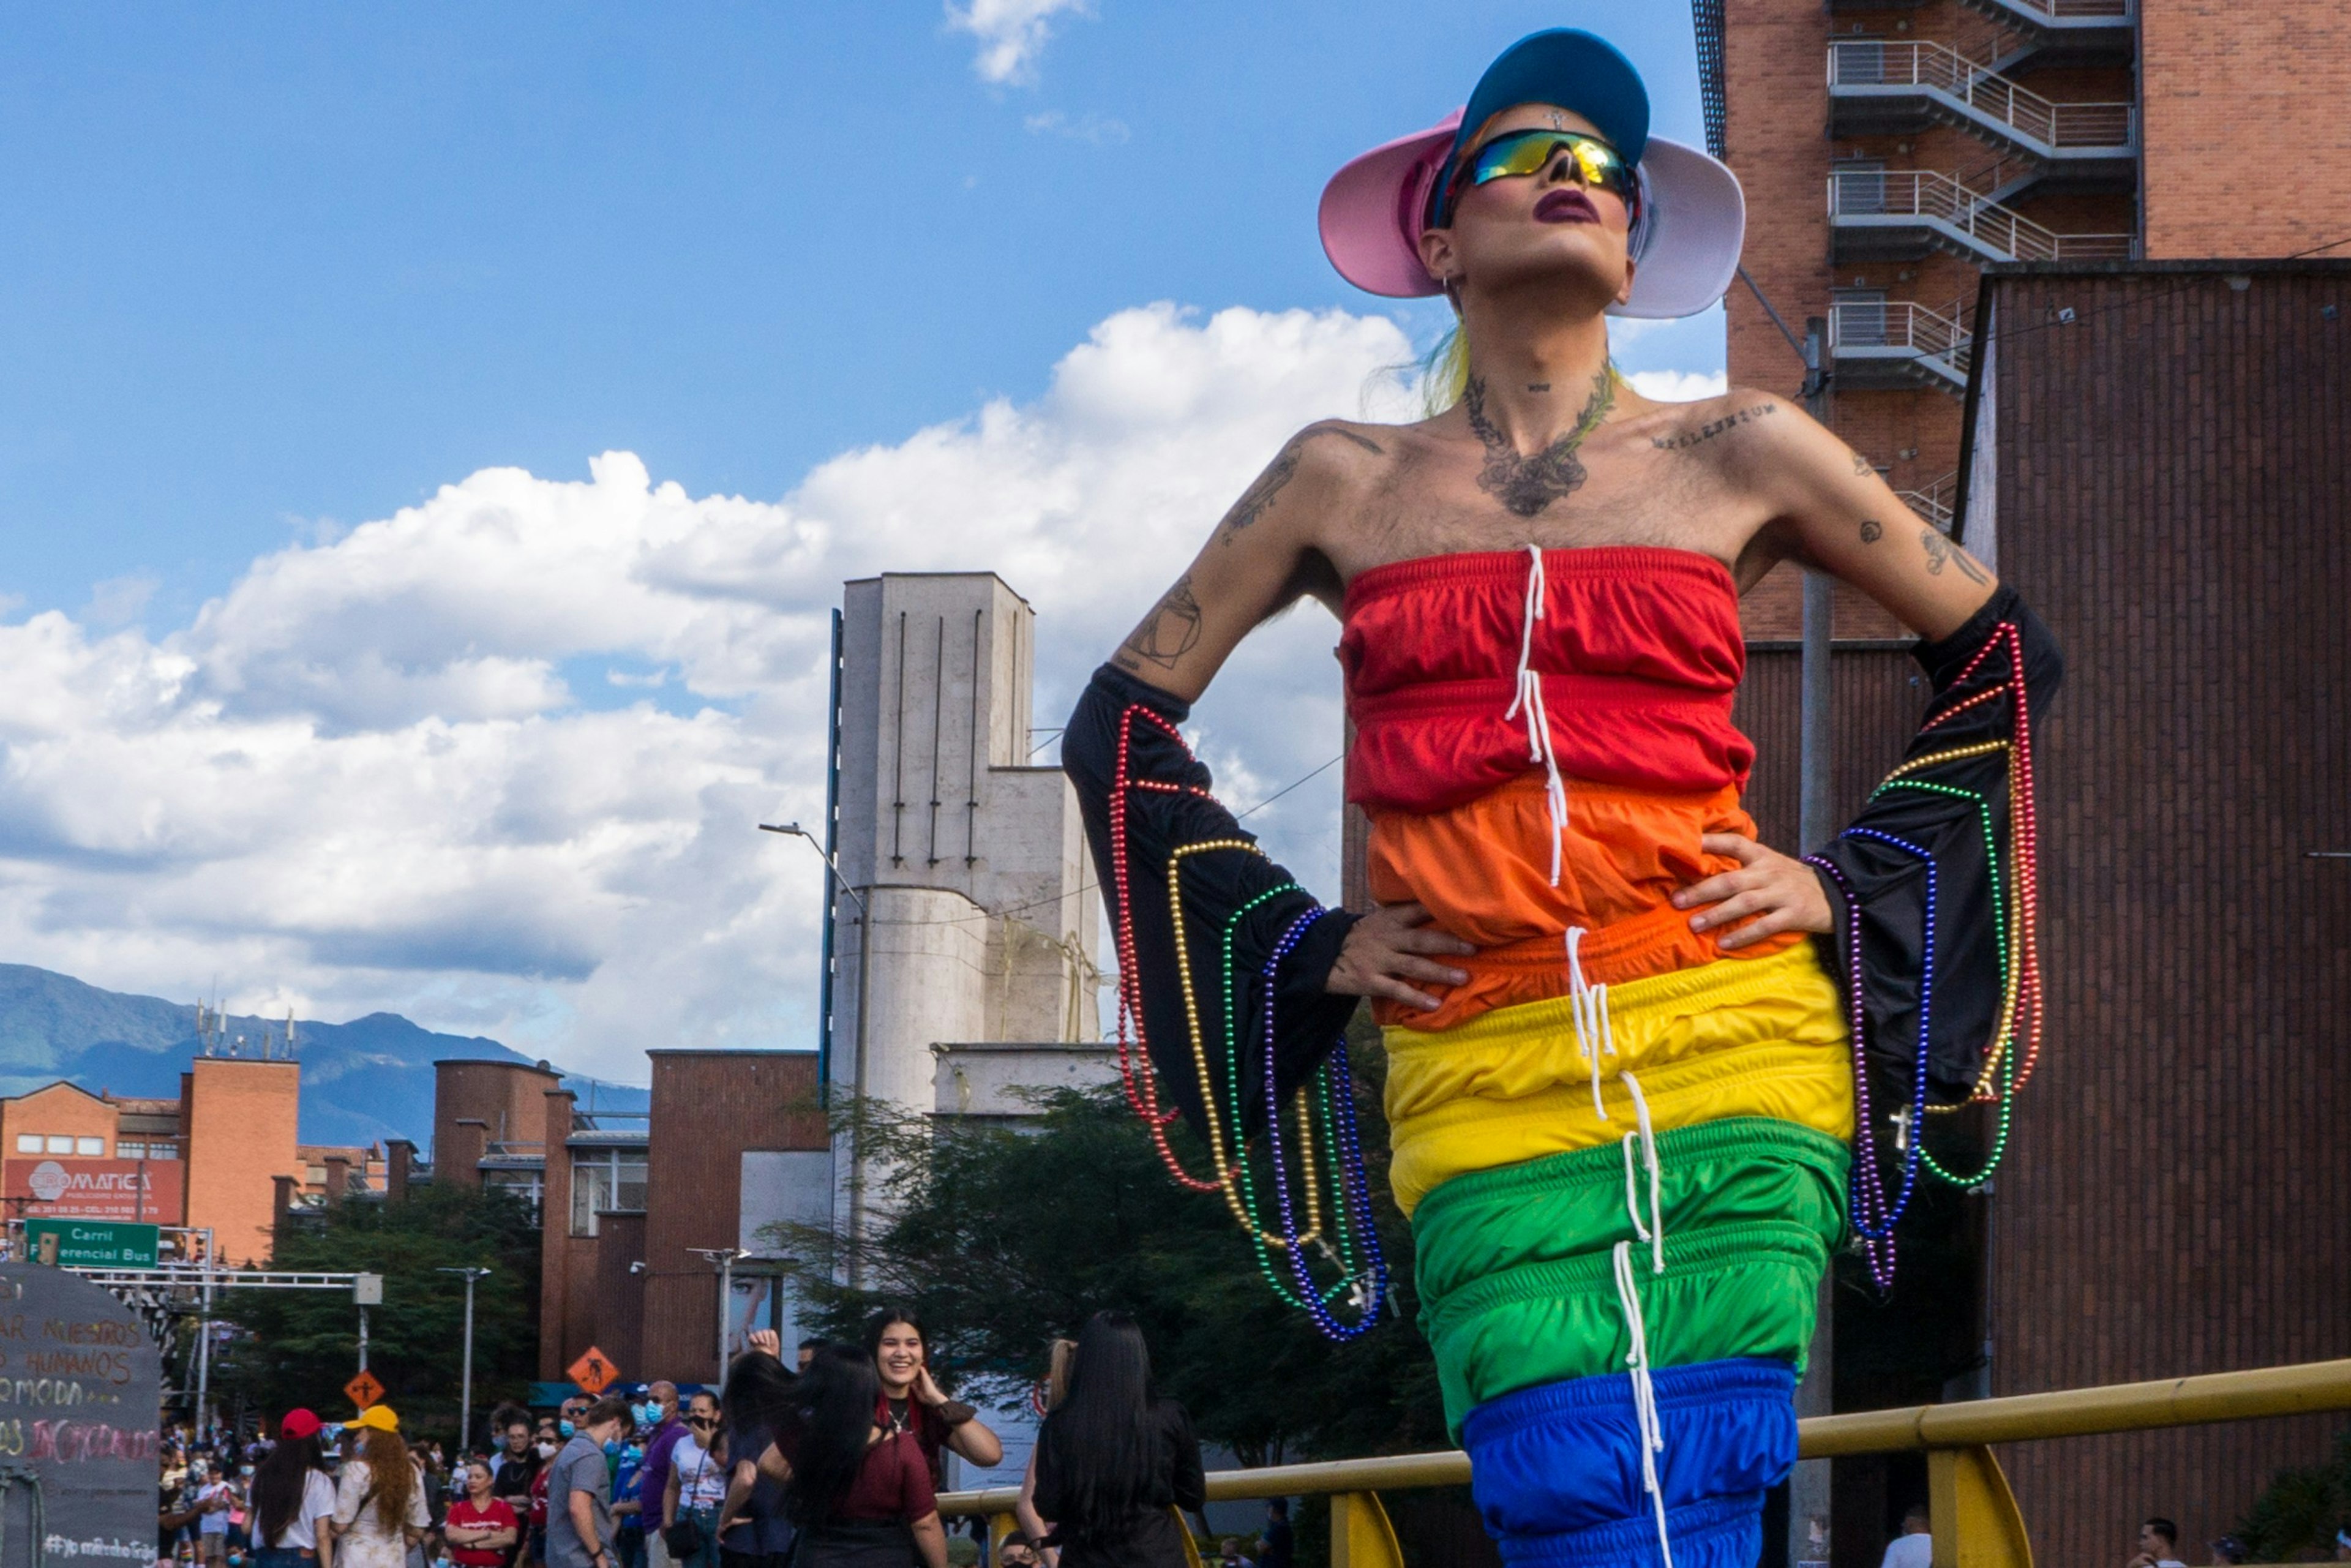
[3,1158,184,1223]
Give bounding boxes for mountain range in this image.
[0,962,645,1148]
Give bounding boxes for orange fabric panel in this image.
[1367,771,1802,1032]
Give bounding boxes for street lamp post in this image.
[760,821,875,1278]
[689,1248,752,1375]
[437,1266,493,1452]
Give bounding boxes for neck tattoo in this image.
[1463,367,1616,517]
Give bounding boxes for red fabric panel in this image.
[1340,547,1755,812]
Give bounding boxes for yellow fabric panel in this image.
[1382,943,1854,1214]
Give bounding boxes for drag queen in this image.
[1063,29,2058,1568]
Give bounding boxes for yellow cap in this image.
[348,1404,399,1433]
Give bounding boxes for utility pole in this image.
[195,1228,216,1431]
[438,1266,493,1452]
[1792,316,1835,1568]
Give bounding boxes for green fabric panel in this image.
[1412,1117,1850,1304]
[1423,1220,1834,1435]
[1410,1120,1850,1435]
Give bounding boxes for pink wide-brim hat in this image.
[1316,112,1747,320]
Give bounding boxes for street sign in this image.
[345,1368,385,1409]
[28,1218,160,1267]
[353,1272,384,1305]
[567,1346,618,1395]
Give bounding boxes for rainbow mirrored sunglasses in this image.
[1429,127,1641,229]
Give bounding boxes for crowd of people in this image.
[163,1308,1273,1568]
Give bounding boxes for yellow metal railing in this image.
[938,1358,2351,1568]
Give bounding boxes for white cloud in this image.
[0,303,1434,1083]
[1624,369,1729,402]
[1023,110,1130,144]
[947,0,1093,86]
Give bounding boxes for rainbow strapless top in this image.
[1338,546,1755,814]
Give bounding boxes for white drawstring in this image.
[1501,544,1570,885]
[1566,927,1617,1119]
[1612,1240,1675,1568]
[1618,1070,1665,1275]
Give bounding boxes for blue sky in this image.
[0,2,1731,1077]
[3,1,1722,626]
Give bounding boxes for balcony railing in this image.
[1829,39,2135,151]
[1830,298,1974,392]
[1830,168,2135,263]
[1899,470,1962,530]
[939,1359,2351,1568]
[1978,0,2130,20]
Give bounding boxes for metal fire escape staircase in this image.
[1822,20,2136,396]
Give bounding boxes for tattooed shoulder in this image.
[1215,424,1384,546]
[1651,400,1779,452]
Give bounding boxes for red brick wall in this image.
[431,1059,562,1189]
[1978,261,2351,1565]
[2140,0,2351,258]
[183,1058,301,1264]
[638,1052,825,1384]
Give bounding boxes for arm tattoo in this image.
[1216,426,1382,546]
[1918,525,1992,585]
[1465,367,1615,517]
[1853,450,1874,478]
[1651,400,1778,451]
[1116,574,1204,670]
[1860,518,1883,543]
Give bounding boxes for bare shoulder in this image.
[1210,419,1397,550]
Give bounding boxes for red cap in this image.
[279,1409,322,1439]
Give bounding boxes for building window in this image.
[118,1141,145,1159]
[148,1142,179,1160]
[75,1138,103,1157]
[13,1135,39,1154]
[44,1136,72,1155]
[481,1168,544,1219]
[569,1150,649,1237]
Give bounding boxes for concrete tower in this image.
[829,572,1104,1243]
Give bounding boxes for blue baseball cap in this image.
[1453,29,1651,167]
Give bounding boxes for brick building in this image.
[432,1051,829,1388]
[1728,261,2351,1564]
[0,1056,306,1262]
[1722,0,2351,640]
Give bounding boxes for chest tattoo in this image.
[1463,368,1616,517]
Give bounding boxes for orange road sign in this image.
[345,1369,385,1410]
[568,1346,618,1395]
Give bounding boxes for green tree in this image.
[770,1020,1446,1469]
[2232,1425,2351,1562]
[211,1182,541,1441]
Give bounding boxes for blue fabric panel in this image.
[1462,1358,1796,1540]
[1493,1491,1765,1568]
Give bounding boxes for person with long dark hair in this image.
[250,1411,337,1568]
[754,1344,944,1568]
[1029,1313,1204,1568]
[863,1308,1002,1485]
[716,1349,798,1568]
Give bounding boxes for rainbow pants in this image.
[1386,943,1854,1568]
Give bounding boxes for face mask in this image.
[601,1438,621,1457]
[536,1442,557,1458]
[634,1403,660,1427]
[558,1421,575,1439]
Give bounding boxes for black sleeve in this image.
[1062,663,1360,1139]
[1161,1403,1207,1514]
[1805,583,2063,1106]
